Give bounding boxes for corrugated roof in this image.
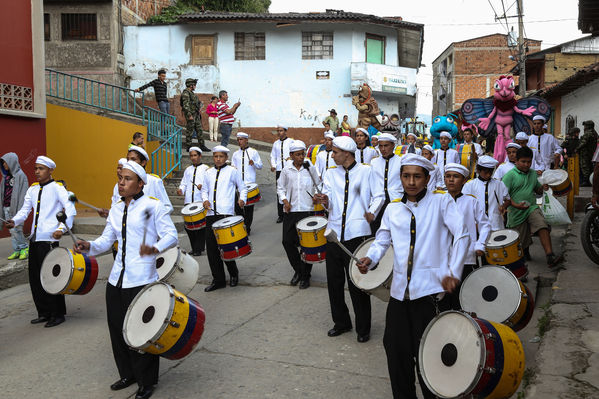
[538,62,599,98]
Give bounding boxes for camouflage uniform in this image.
[578,121,598,184]
[181,79,204,149]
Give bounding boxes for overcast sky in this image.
[270,0,583,116]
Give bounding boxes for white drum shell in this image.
[40,247,74,295]
[349,238,394,302]
[155,247,199,295]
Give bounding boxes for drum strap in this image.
[191,166,198,202]
[404,213,416,300]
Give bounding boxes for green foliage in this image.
[147,0,271,25]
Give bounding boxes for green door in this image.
[366,36,384,64]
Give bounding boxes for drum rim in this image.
[156,246,181,281]
[245,183,259,190]
[485,228,520,249]
[349,237,394,291]
[296,216,328,231]
[123,281,175,349]
[181,202,205,215]
[41,247,75,294]
[418,310,486,398]
[212,215,244,228]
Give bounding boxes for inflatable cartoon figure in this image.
[430,113,459,149]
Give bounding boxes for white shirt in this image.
[433,148,460,188]
[528,133,562,171]
[315,149,334,179]
[355,146,379,164]
[462,178,510,231]
[322,162,381,241]
[493,162,515,181]
[370,154,403,216]
[179,164,209,204]
[453,193,491,265]
[88,192,178,288]
[12,180,76,242]
[402,143,422,155]
[231,147,263,184]
[366,191,469,300]
[276,161,317,212]
[111,174,173,214]
[462,141,484,157]
[427,165,443,191]
[201,165,247,216]
[270,137,292,171]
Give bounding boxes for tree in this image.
[148,0,271,24]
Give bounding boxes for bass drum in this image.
[349,238,394,302]
[155,247,199,295]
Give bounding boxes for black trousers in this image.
[325,237,371,336]
[184,227,206,253]
[235,201,255,235]
[384,295,452,399]
[449,264,476,310]
[105,283,159,386]
[275,171,283,217]
[29,241,66,318]
[206,215,239,285]
[370,200,390,236]
[282,211,313,280]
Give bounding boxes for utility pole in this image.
[517,0,526,96]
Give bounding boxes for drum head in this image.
[40,247,73,294]
[350,238,394,290]
[459,266,522,323]
[246,183,258,191]
[124,282,173,349]
[486,229,519,249]
[541,169,568,185]
[296,216,327,232]
[419,311,484,398]
[155,247,179,280]
[181,202,204,216]
[212,215,244,229]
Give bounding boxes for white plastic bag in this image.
[541,191,571,225]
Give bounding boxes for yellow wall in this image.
[46,104,148,209]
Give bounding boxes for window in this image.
[61,13,97,40]
[191,35,216,65]
[44,14,50,41]
[366,34,385,64]
[302,32,333,60]
[234,32,265,60]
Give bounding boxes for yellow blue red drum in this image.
[313,202,326,216]
[485,229,528,279]
[419,310,525,399]
[41,247,98,295]
[123,282,205,360]
[307,144,325,165]
[212,215,252,260]
[542,169,572,197]
[181,202,207,230]
[296,216,327,264]
[394,145,409,157]
[246,183,261,206]
[456,143,475,178]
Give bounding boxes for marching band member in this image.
[462,126,483,157]
[369,133,403,234]
[529,115,562,173]
[371,134,381,156]
[270,125,292,223]
[125,146,173,214]
[405,132,421,155]
[354,128,378,164]
[6,156,76,328]
[315,130,335,180]
[432,132,459,189]
[462,155,510,231]
[494,142,521,180]
[421,144,443,191]
[202,146,248,292]
[314,136,381,343]
[277,140,317,289]
[357,153,469,399]
[178,146,209,256]
[231,132,263,235]
[74,161,178,399]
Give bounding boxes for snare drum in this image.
[349,238,394,302]
[313,202,326,216]
[155,247,200,295]
[296,216,327,264]
[41,247,98,295]
[212,216,252,260]
[485,229,528,279]
[307,144,325,165]
[246,183,261,206]
[394,145,409,157]
[459,265,535,331]
[123,282,205,360]
[419,310,525,399]
[181,202,207,230]
[542,169,572,197]
[457,143,475,178]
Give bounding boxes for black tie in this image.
[409,144,415,154]
[484,180,489,216]
[191,165,197,202]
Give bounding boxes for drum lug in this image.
[484,333,496,341]
[503,249,508,258]
[169,321,180,328]
[76,267,84,271]
[176,295,185,304]
[483,366,497,374]
[313,232,318,241]
[177,266,184,272]
[235,246,239,255]
[151,342,164,350]
[230,228,235,237]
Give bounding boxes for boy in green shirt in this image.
[503,146,564,268]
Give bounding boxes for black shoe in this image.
[136,385,155,399]
[299,278,310,289]
[30,316,49,324]
[44,316,65,328]
[204,282,226,292]
[230,276,238,287]
[110,377,137,391]
[289,272,300,286]
[276,217,283,223]
[327,326,352,337]
[200,145,211,152]
[357,334,370,343]
[190,251,202,256]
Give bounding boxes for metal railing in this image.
[143,106,178,141]
[151,126,182,179]
[45,68,144,118]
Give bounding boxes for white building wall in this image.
[561,78,599,133]
[124,22,413,128]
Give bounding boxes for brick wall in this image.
[544,53,599,86]
[121,0,174,25]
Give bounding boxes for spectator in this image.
[135,69,169,114]
[578,120,598,187]
[560,127,580,162]
[181,78,210,152]
[206,96,219,142]
[128,132,144,149]
[322,109,340,134]
[1,153,29,260]
[217,90,241,147]
[340,115,351,136]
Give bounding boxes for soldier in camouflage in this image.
[578,120,598,186]
[181,78,210,152]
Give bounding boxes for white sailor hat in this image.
[401,153,435,172]
[440,131,452,139]
[533,115,546,122]
[407,132,417,139]
[324,130,335,140]
[35,156,56,169]
[506,142,521,150]
[212,145,230,154]
[422,144,433,153]
[128,145,149,161]
[377,133,397,143]
[333,136,357,153]
[236,132,249,139]
[118,158,127,166]
[122,160,147,184]
[289,140,307,153]
[355,128,369,136]
[445,162,470,178]
[477,155,499,169]
[515,132,529,141]
[277,124,288,131]
[189,146,202,155]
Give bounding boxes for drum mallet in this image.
[56,211,80,248]
[68,192,102,213]
[324,228,361,263]
[141,210,151,246]
[302,161,322,194]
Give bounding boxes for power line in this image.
[425,18,576,26]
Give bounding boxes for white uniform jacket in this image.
[179,164,210,204]
[369,154,403,216]
[452,193,491,265]
[355,146,379,165]
[231,147,263,184]
[111,173,173,214]
[276,161,317,212]
[315,149,334,180]
[270,137,292,172]
[528,133,562,172]
[462,178,510,231]
[201,165,247,216]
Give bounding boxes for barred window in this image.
[44,14,50,41]
[61,13,97,40]
[234,32,265,60]
[302,32,334,60]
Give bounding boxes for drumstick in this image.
[56,211,79,248]
[324,228,361,263]
[68,192,102,212]
[302,161,322,194]
[141,210,151,246]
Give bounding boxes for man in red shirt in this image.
[217,90,241,147]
